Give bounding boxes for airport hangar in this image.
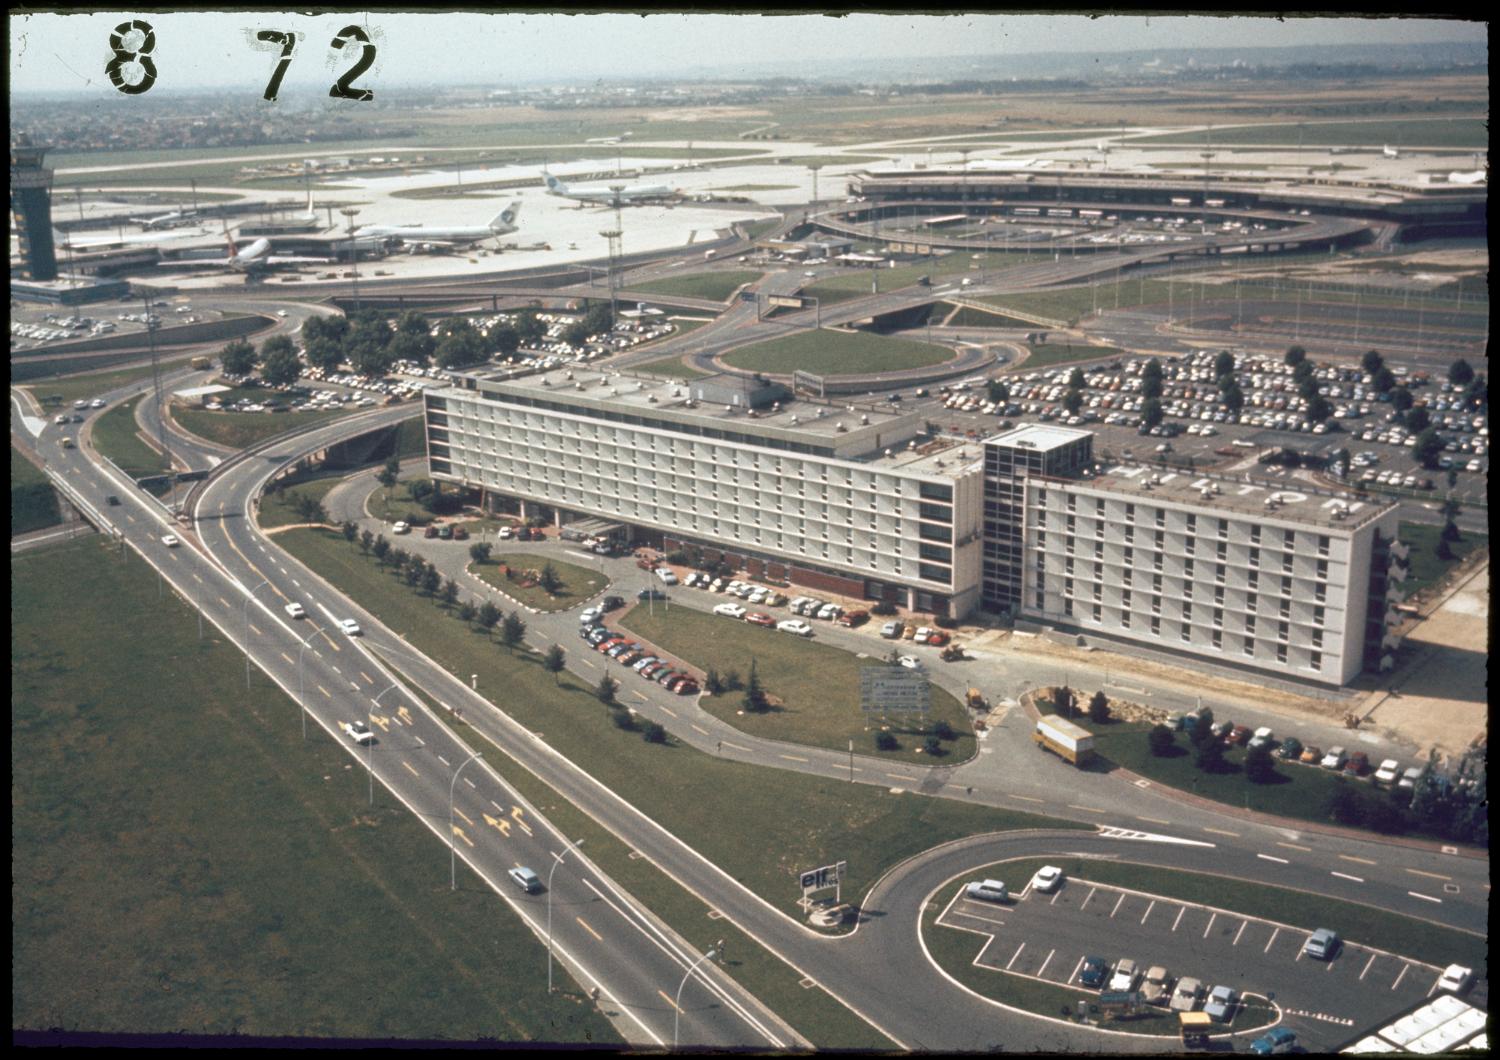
[426,367,1408,688]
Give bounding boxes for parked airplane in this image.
[358,201,522,249]
[159,232,331,274]
[1383,144,1400,159]
[542,173,676,207]
[132,206,200,230]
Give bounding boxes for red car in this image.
[1343,751,1370,776]
[745,612,775,627]
[596,637,625,653]
[1225,724,1252,747]
[669,677,700,695]
[640,662,669,680]
[452,526,469,540]
[836,610,869,628]
[925,630,950,646]
[424,524,439,538]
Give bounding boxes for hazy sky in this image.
[9,10,1487,95]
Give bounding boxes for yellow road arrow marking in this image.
[452,826,474,848]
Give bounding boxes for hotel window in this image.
[1183,559,1194,579]
[1213,607,1224,629]
[1125,503,1135,523]
[1123,546,1134,567]
[1154,552,1164,572]
[1247,569,1259,591]
[1122,567,1133,588]
[1036,530,1046,549]
[1035,489,1047,506]
[1212,629,1223,649]
[1185,514,1197,534]
[1181,623,1192,643]
[1067,496,1077,513]
[1035,590,1046,609]
[1277,644,1289,664]
[1314,583,1327,604]
[1244,613,1255,634]
[1094,540,1104,559]
[1248,547,1260,568]
[1316,558,1328,580]
[1309,651,1322,672]
[1278,620,1290,642]
[1312,629,1324,650]
[1282,551,1294,573]
[1283,529,1296,549]
[1317,535,1331,558]
[1093,582,1103,602]
[1281,576,1293,596]
[1250,524,1261,545]
[1121,589,1132,609]
[1066,515,1076,533]
[1217,518,1228,540]
[1279,599,1291,620]
[1065,556,1074,575]
[1092,604,1102,623]
[1245,592,1257,612]
[1063,599,1073,618]
[1154,530,1166,550]
[1313,605,1325,627]
[1216,540,1227,562]
[1150,615,1161,636]
[1184,537,1195,557]
[1156,510,1166,528]
[1064,577,1074,597]
[1214,585,1225,606]
[1244,639,1256,657]
[1181,602,1192,621]
[1096,498,1105,517]
[1121,610,1131,629]
[1215,563,1225,584]
[1124,524,1135,544]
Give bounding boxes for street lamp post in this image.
[369,682,403,805]
[296,625,324,740]
[546,837,586,993]
[243,578,271,688]
[673,946,721,1050]
[449,750,484,890]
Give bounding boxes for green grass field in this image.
[619,607,974,763]
[12,537,621,1044]
[23,359,199,407]
[171,404,350,451]
[1133,118,1488,149]
[1018,342,1124,369]
[721,329,954,375]
[627,270,762,303]
[11,445,63,535]
[92,395,169,478]
[1398,522,1487,598]
[472,553,611,612]
[634,354,713,381]
[802,251,1031,306]
[258,475,345,529]
[274,527,1085,913]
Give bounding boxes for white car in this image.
[816,604,842,620]
[392,521,410,535]
[1109,959,1141,993]
[338,618,362,636]
[53,414,68,425]
[161,534,180,547]
[897,655,921,669]
[1031,865,1064,893]
[1437,964,1474,994]
[90,398,106,408]
[343,719,374,744]
[284,602,306,619]
[965,879,1008,903]
[655,567,678,585]
[712,602,747,619]
[1374,759,1401,785]
[776,619,813,637]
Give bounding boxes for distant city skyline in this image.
[9,11,1487,95]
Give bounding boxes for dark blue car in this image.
[1078,956,1109,989]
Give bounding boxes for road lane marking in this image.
[1257,854,1289,864]
[452,826,473,848]
[280,652,294,665]
[576,916,602,942]
[402,761,420,777]
[659,705,677,718]
[317,685,331,698]
[464,777,476,789]
[1137,816,1170,825]
[1172,906,1186,932]
[887,773,917,781]
[1233,920,1247,946]
[1203,827,1239,837]
[1331,871,1364,883]
[1405,868,1451,881]
[722,741,751,753]
[633,691,649,701]
[658,990,682,1014]
[1203,912,1217,939]
[1006,944,1026,971]
[1407,891,1442,904]
[454,807,474,827]
[1264,928,1279,953]
[691,724,710,736]
[1010,794,1044,803]
[360,671,373,684]
[1277,841,1312,852]
[1339,854,1376,865]
[1068,804,1107,813]
[781,754,810,763]
[438,755,450,767]
[1360,954,1378,981]
[1140,900,1155,925]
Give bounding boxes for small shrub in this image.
[612,708,636,731]
[642,722,667,744]
[923,736,943,756]
[875,731,899,752]
[932,720,955,741]
[1148,724,1176,757]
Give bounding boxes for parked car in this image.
[1299,745,1323,765]
[880,621,904,639]
[452,526,468,540]
[1225,724,1252,747]
[1169,976,1205,1012]
[1397,766,1425,791]
[601,595,625,611]
[392,521,410,534]
[424,525,438,538]
[343,719,374,744]
[1343,751,1370,776]
[1277,737,1304,761]
[655,567,678,585]
[284,602,306,619]
[161,534,180,547]
[836,610,869,628]
[1108,959,1141,993]
[1321,746,1348,770]
[1248,726,1275,750]
[965,879,1008,903]
[897,655,921,670]
[1203,984,1239,1022]
[1140,966,1172,1006]
[338,618,361,636]
[1249,1027,1298,1055]
[1437,964,1475,995]
[632,656,659,672]
[1030,865,1064,893]
[507,866,542,894]
[745,612,775,627]
[637,588,668,601]
[1078,956,1110,989]
[1374,759,1402,785]
[1303,928,1340,960]
[713,602,747,619]
[777,619,813,637]
[925,630,951,647]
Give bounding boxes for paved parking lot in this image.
[934,871,1454,1050]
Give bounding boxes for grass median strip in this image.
[620,606,974,764]
[721,329,954,375]
[275,527,1085,917]
[12,444,63,535]
[472,553,610,612]
[92,394,169,478]
[12,537,619,1044]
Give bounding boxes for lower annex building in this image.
[426,370,1408,687]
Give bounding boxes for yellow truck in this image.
[1033,716,1095,766]
[190,356,212,371]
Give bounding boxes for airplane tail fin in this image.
[543,172,567,195]
[224,224,240,260]
[490,201,522,230]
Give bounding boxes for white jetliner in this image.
[132,206,199,230]
[359,201,522,249]
[1383,144,1400,159]
[542,173,676,207]
[159,232,331,274]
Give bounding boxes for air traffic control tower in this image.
[11,134,58,281]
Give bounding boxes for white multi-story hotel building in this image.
[426,376,1407,687]
[426,370,986,616]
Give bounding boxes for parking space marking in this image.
[1140,900,1155,925]
[1171,906,1186,932]
[1257,853,1289,864]
[1233,920,1248,946]
[1036,949,1055,979]
[1264,927,1279,953]
[1080,886,1096,911]
[1406,891,1442,904]
[1359,953,1378,981]
[1331,871,1365,883]
[1109,893,1126,918]
[1405,868,1451,881]
[1006,943,1026,971]
[1391,964,1409,990]
[1202,912,1217,939]
[1339,854,1377,865]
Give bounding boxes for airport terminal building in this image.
[426,374,1406,686]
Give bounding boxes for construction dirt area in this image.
[1361,560,1490,762]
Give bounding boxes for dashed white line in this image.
[1036,948,1055,979]
[1331,871,1365,883]
[1257,853,1289,864]
[1407,891,1442,904]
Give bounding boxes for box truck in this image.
[1033,716,1096,766]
